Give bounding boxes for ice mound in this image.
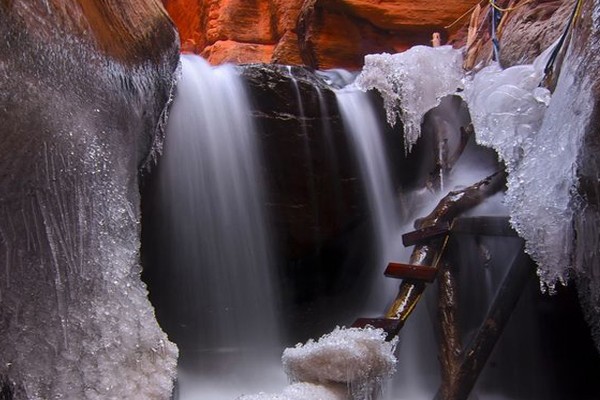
[461,45,555,174]
[355,45,464,152]
[282,326,398,399]
[237,382,349,400]
[460,41,589,293]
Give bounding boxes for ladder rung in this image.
[384,262,438,282]
[402,222,450,247]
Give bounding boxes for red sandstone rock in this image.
[8,0,176,63]
[163,0,572,69]
[163,0,477,68]
[202,40,275,64]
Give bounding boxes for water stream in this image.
[148,55,285,398]
[336,88,441,400]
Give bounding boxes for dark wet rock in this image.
[239,64,408,259]
[235,65,410,338]
[570,0,600,353]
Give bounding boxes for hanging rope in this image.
[489,0,534,13]
[489,0,502,61]
[542,0,584,82]
[445,0,487,29]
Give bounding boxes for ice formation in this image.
[282,326,398,399]
[355,38,589,294]
[461,45,555,173]
[460,42,588,293]
[355,45,464,152]
[235,327,396,400]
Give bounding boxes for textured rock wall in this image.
[450,0,572,69]
[162,0,476,68]
[0,1,180,398]
[162,0,574,69]
[569,0,600,352]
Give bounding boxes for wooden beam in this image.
[384,171,507,332]
[351,318,403,338]
[354,172,507,341]
[435,246,536,400]
[437,261,462,400]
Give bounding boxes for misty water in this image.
[147,55,285,399]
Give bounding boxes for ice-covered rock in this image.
[355,45,464,152]
[353,37,590,295]
[238,327,397,400]
[0,3,180,398]
[282,326,398,399]
[461,45,555,174]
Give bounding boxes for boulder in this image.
[237,65,409,338]
[240,64,369,259]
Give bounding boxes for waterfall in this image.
[142,50,600,400]
[149,55,284,398]
[335,89,404,309]
[336,89,441,399]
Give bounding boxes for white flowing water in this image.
[336,88,441,399]
[335,89,405,311]
[156,55,284,399]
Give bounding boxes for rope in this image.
[444,0,486,29]
[543,0,584,78]
[490,1,501,61]
[489,0,533,13]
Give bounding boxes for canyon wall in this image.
[0,1,180,398]
[162,0,477,68]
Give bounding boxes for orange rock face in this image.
[162,0,476,68]
[9,0,176,64]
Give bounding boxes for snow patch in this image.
[283,327,398,399]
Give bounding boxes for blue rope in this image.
[490,0,502,61]
[543,0,582,77]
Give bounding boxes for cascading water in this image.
[335,88,443,400]
[335,89,405,310]
[148,55,285,398]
